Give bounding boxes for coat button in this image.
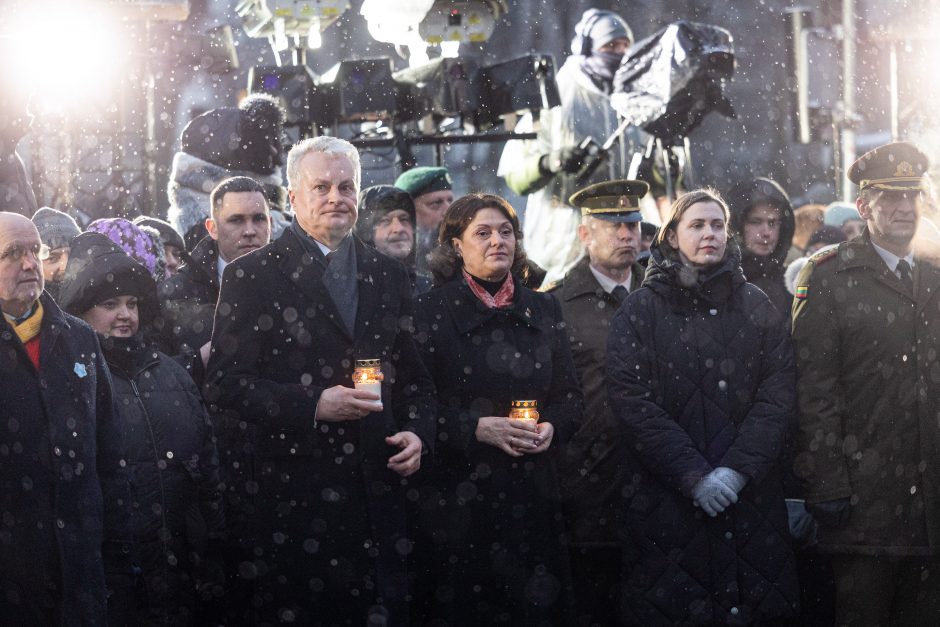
[730,607,739,616]
[121,543,131,555]
[56,519,65,529]
[53,446,62,457]
[725,531,733,540]
[718,380,728,391]
[709,308,718,315]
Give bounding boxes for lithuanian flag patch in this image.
[795,285,808,300]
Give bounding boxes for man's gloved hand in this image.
[712,466,748,494]
[786,499,817,547]
[692,472,739,517]
[807,497,852,529]
[540,144,590,175]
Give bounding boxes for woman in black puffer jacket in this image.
[58,232,225,627]
[607,189,799,626]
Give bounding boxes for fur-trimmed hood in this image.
[166,151,286,248]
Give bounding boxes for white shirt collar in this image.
[588,263,632,294]
[312,238,332,256]
[217,256,229,283]
[870,240,914,277]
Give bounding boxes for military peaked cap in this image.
[569,179,649,223]
[848,141,930,191]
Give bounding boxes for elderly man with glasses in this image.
[0,212,132,625]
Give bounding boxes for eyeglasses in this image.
[0,243,51,262]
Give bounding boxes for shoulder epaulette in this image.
[808,246,839,266]
[794,246,839,301]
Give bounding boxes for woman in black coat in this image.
[607,189,799,625]
[58,232,225,627]
[412,193,582,625]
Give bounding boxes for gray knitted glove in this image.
[692,472,739,517]
[712,466,748,494]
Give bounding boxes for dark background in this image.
[17,0,937,222]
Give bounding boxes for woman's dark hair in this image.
[654,188,730,250]
[428,193,528,286]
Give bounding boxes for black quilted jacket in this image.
[607,241,799,625]
[104,338,225,626]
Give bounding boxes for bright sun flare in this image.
[1,1,128,112]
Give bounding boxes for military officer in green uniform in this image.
[792,141,940,625]
[546,179,648,626]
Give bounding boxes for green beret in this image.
[848,141,930,191]
[394,166,452,198]
[569,179,649,223]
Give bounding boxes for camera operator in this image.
[499,8,643,284]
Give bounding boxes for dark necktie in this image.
[897,259,913,292]
[611,285,628,303]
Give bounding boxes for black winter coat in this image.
[0,293,132,625]
[159,236,220,360]
[607,243,799,625]
[104,337,224,626]
[205,229,436,626]
[412,276,582,625]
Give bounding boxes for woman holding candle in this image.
[412,193,582,625]
[607,189,799,625]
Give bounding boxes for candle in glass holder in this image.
[352,359,384,411]
[509,400,539,429]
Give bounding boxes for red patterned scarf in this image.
[462,269,515,309]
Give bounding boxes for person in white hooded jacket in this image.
[499,8,645,284]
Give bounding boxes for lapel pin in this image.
[74,362,87,378]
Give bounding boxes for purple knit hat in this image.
[86,218,160,276]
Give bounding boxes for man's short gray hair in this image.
[286,136,361,191]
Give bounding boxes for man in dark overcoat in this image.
[547,179,647,625]
[160,176,272,366]
[0,212,131,624]
[792,141,940,624]
[204,137,436,626]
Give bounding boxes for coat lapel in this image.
[353,238,382,342]
[449,280,496,335]
[561,257,645,303]
[507,284,552,333]
[38,294,70,370]
[561,258,606,303]
[839,236,913,301]
[448,277,549,335]
[630,262,646,291]
[275,228,351,339]
[914,255,940,315]
[189,236,220,291]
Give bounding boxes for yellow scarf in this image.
[5,301,44,345]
